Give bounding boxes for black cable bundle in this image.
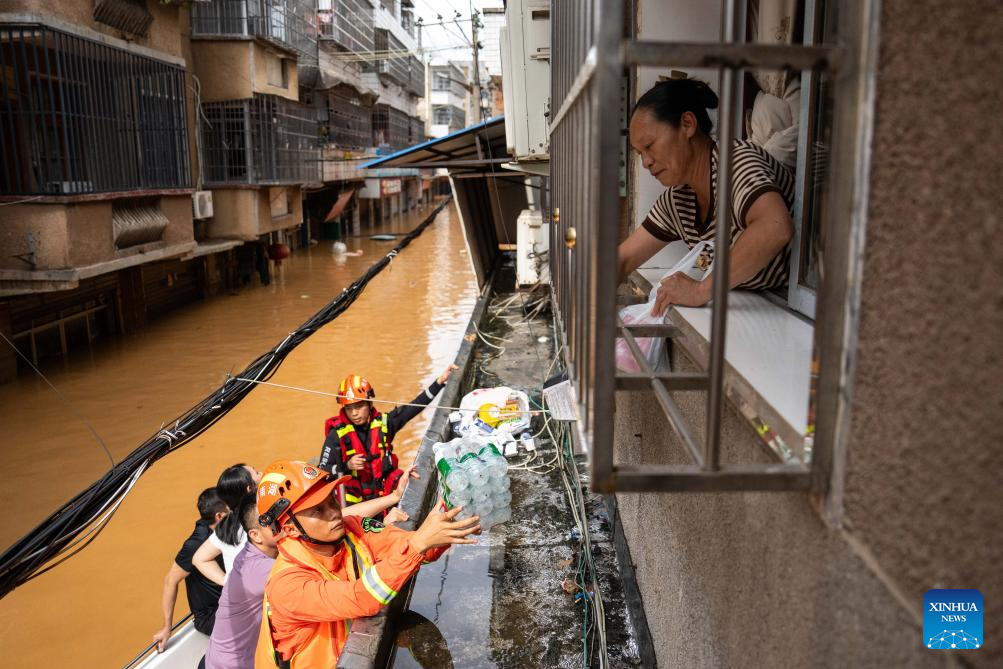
[0,197,452,599]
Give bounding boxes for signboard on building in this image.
[380,178,402,196]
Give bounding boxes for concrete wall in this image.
[3,0,185,58]
[616,1,1002,667]
[251,42,299,101]
[208,187,302,240]
[191,42,255,102]
[0,196,194,271]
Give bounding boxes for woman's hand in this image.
[651,273,710,316]
[436,364,459,385]
[347,454,366,471]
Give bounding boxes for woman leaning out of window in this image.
[617,78,796,316]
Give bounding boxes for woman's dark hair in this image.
[632,78,719,136]
[214,463,255,546]
[238,491,262,534]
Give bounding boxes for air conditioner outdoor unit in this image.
[501,0,550,160]
[192,190,214,220]
[516,208,549,287]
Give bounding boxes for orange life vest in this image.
[254,529,375,669]
[323,410,401,504]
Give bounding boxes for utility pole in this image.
[470,9,482,123]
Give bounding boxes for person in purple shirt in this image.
[200,492,279,669]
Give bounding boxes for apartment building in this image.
[0,1,204,381]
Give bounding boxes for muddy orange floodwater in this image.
[0,202,478,667]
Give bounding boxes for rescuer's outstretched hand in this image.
[408,501,480,553]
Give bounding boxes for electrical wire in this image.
[0,198,455,599]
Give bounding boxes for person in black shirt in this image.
[152,487,228,652]
[318,365,457,509]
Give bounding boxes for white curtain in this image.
[749,0,797,97]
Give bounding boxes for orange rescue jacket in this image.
[255,516,445,668]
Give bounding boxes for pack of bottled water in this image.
[433,434,512,530]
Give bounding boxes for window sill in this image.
[632,243,814,463]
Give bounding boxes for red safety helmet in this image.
[256,460,350,530]
[338,374,375,406]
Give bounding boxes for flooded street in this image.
[0,202,478,667]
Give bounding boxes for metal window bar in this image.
[369,28,409,86]
[548,0,875,495]
[191,0,318,67]
[407,55,425,96]
[326,90,372,149]
[371,103,409,151]
[408,114,425,144]
[201,94,320,185]
[317,0,375,54]
[0,23,189,196]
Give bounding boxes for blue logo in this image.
[924,589,982,650]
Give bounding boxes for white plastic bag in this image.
[615,241,713,373]
[454,387,531,437]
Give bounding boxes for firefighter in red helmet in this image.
[318,366,457,509]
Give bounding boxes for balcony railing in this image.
[0,23,190,196]
[317,0,374,54]
[201,94,320,185]
[191,0,318,66]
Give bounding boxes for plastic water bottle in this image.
[436,457,470,492]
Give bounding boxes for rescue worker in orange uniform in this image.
[318,365,457,508]
[254,459,479,668]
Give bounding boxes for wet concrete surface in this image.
[392,266,645,668]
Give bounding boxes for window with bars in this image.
[409,115,426,144]
[326,90,372,149]
[317,0,375,54]
[191,0,318,66]
[370,28,410,86]
[548,0,877,494]
[371,103,409,150]
[0,23,190,196]
[407,56,425,96]
[201,94,320,185]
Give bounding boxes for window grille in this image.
[326,90,372,149]
[369,28,409,86]
[201,94,320,185]
[93,0,153,37]
[409,115,425,144]
[548,0,877,494]
[371,103,410,150]
[191,0,318,67]
[407,56,425,96]
[317,0,374,54]
[0,23,190,196]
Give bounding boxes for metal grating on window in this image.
[201,94,320,185]
[191,0,318,66]
[112,198,168,249]
[409,114,425,144]
[318,0,375,54]
[548,0,874,494]
[0,23,190,196]
[371,103,410,151]
[406,55,425,96]
[370,28,410,86]
[93,0,153,37]
[326,89,372,149]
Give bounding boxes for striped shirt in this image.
[642,140,795,290]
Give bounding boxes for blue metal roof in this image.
[360,116,507,169]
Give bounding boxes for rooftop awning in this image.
[324,190,355,222]
[361,116,509,172]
